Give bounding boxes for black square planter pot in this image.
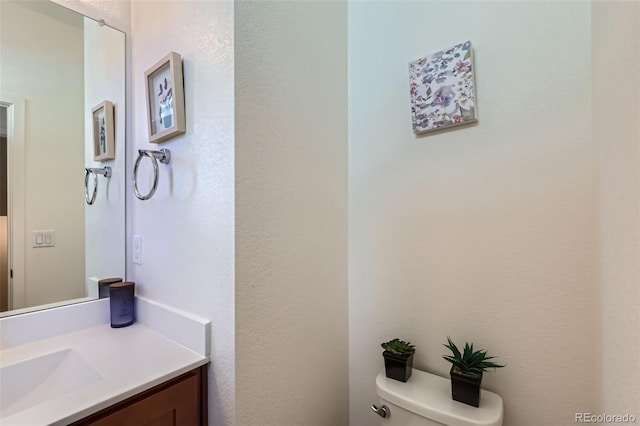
[383,351,414,382]
[450,366,482,407]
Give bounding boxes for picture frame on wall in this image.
[145,51,186,144]
[408,40,478,134]
[92,101,115,161]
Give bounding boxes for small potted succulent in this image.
[442,336,504,407]
[381,338,416,382]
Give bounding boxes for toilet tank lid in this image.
[376,369,503,426]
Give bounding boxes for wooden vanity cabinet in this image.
[71,365,208,426]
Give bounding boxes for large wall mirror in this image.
[0,0,125,317]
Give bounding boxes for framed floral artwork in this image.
[409,41,478,134]
[145,51,186,143]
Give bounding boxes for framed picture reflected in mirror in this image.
[92,100,115,161]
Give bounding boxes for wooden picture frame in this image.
[92,101,115,161]
[145,51,186,143]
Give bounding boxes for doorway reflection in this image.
[1,105,8,311]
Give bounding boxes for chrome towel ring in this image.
[84,167,112,205]
[133,149,171,201]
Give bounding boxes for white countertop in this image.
[0,297,210,425]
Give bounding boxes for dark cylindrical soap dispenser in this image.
[109,281,135,328]
[99,277,123,299]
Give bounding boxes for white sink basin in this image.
[0,348,102,418]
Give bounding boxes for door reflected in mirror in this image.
[0,0,126,317]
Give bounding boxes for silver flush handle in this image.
[371,404,390,418]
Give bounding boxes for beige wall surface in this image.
[348,1,599,425]
[593,0,640,415]
[235,1,349,425]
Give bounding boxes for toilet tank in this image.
[374,369,503,426]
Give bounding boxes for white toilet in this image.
[373,368,503,426]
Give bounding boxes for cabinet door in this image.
[74,367,206,426]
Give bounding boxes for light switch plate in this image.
[32,230,55,248]
[133,235,142,264]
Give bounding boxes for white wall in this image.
[130,1,235,424]
[348,2,598,425]
[53,0,130,33]
[234,2,348,425]
[84,17,126,296]
[1,0,86,308]
[593,0,640,415]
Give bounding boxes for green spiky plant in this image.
[381,338,416,357]
[442,336,504,377]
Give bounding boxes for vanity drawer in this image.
[71,365,208,426]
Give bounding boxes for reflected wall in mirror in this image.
[0,0,125,317]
